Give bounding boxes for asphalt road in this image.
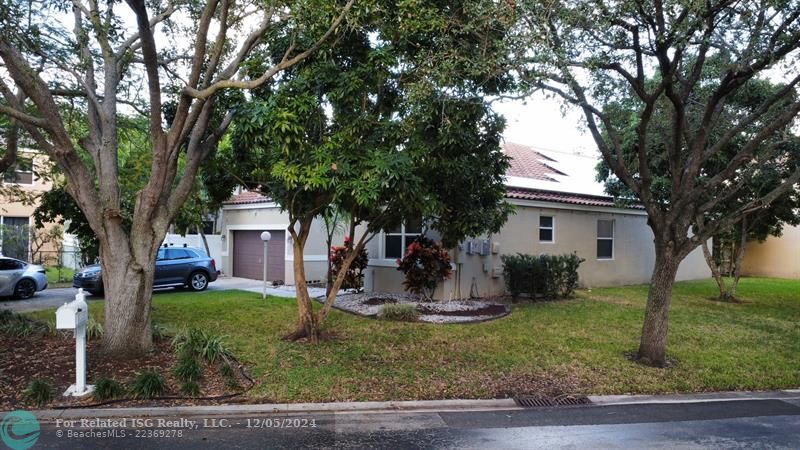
[28,399,800,449]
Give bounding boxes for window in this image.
[384,218,423,259]
[597,219,614,259]
[201,220,215,235]
[539,216,554,242]
[165,248,191,260]
[1,216,30,261]
[2,158,33,184]
[0,259,23,270]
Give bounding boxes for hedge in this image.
[501,253,584,299]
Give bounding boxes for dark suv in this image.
[73,247,219,295]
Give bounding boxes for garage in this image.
[232,230,285,282]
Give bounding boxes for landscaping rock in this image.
[314,292,510,323]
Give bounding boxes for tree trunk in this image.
[701,237,732,301]
[196,224,211,257]
[285,221,320,342]
[100,247,156,357]
[318,240,366,323]
[637,249,681,367]
[731,223,748,298]
[325,234,334,297]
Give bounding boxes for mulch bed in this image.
[0,329,252,411]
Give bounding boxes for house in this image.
[218,143,711,298]
[0,150,59,262]
[740,224,800,279]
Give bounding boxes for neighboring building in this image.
[740,224,800,279]
[0,151,55,261]
[219,143,711,297]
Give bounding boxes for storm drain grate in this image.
[513,395,592,408]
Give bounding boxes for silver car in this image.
[0,257,48,299]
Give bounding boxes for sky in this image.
[493,93,598,157]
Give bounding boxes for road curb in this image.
[20,389,800,422]
[28,399,521,422]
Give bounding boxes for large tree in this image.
[207,3,515,341]
[0,0,354,356]
[514,0,800,365]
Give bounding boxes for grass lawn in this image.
[46,267,75,285]
[28,277,799,403]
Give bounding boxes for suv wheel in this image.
[14,279,36,299]
[189,271,209,291]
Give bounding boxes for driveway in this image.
[0,277,324,313]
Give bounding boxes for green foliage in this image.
[93,377,126,401]
[180,380,201,397]
[86,317,104,340]
[151,322,171,342]
[129,369,167,399]
[329,237,369,291]
[174,352,203,384]
[396,236,452,299]
[22,378,54,407]
[172,328,231,363]
[0,311,48,337]
[378,303,420,322]
[204,2,515,332]
[219,362,240,390]
[501,253,585,299]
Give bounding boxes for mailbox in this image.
[56,293,88,329]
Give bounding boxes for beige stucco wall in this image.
[219,204,344,283]
[1,151,52,217]
[220,199,712,296]
[740,224,800,279]
[364,201,711,299]
[1,151,60,260]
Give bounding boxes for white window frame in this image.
[382,223,422,260]
[538,215,555,243]
[597,219,615,260]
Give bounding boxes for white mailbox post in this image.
[56,288,95,397]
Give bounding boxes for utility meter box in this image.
[56,298,88,329]
[480,239,491,256]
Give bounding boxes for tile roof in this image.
[223,190,270,205]
[504,142,567,181]
[506,187,640,209]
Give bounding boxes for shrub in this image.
[93,377,126,401]
[396,236,452,299]
[180,380,201,397]
[86,317,104,340]
[0,311,49,337]
[172,328,231,363]
[130,369,167,399]
[22,378,54,407]
[174,352,203,383]
[329,236,369,292]
[378,303,420,322]
[152,322,171,342]
[501,253,585,300]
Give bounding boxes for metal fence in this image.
[27,249,88,274]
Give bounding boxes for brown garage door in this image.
[232,230,285,281]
